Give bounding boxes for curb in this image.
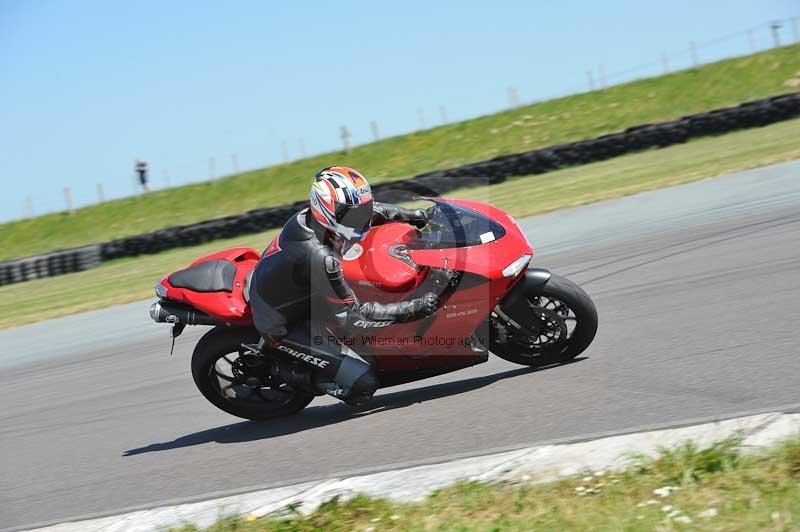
[20,411,800,532]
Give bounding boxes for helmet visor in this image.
[335,202,373,240]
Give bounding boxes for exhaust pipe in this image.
[149,301,217,326]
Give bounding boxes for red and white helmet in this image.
[310,166,374,241]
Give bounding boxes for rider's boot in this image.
[271,334,378,405]
[311,352,379,405]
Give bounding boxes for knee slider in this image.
[351,370,379,397]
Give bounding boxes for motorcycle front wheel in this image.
[191,326,315,421]
[490,273,598,367]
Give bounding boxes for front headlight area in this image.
[501,254,532,278]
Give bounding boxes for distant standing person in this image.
[136,159,149,192]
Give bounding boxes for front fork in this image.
[499,267,551,314]
[493,268,552,342]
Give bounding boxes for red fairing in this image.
[157,247,259,326]
[335,198,533,376]
[157,199,534,378]
[340,224,423,299]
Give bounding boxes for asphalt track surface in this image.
[2,161,800,530]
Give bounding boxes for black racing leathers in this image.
[248,202,431,404]
[248,203,431,340]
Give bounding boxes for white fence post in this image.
[96,183,105,203]
[340,127,352,155]
[507,87,520,108]
[208,157,216,180]
[370,121,380,141]
[64,187,73,213]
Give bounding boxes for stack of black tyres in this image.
[0,245,101,286]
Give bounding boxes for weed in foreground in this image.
[169,434,800,531]
[650,435,743,485]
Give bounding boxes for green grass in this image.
[0,229,279,327]
[2,117,799,330]
[171,435,800,531]
[2,45,800,261]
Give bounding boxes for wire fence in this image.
[12,16,800,222]
[526,17,800,105]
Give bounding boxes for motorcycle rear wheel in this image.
[491,274,597,367]
[191,326,315,421]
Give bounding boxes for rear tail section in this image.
[152,247,260,326]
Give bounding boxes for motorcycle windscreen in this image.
[407,201,506,249]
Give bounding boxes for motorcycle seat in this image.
[169,259,236,293]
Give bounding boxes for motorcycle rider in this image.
[248,166,437,405]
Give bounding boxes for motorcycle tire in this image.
[191,326,315,421]
[491,273,598,367]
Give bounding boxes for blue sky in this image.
[1,0,797,221]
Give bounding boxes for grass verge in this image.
[1,45,799,260]
[2,117,799,330]
[172,435,800,531]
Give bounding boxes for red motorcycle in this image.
[150,198,598,420]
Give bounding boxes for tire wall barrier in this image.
[2,92,798,286]
[0,245,101,287]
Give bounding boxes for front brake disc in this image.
[513,306,567,350]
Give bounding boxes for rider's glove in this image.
[411,292,438,318]
[410,206,435,229]
[354,292,438,323]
